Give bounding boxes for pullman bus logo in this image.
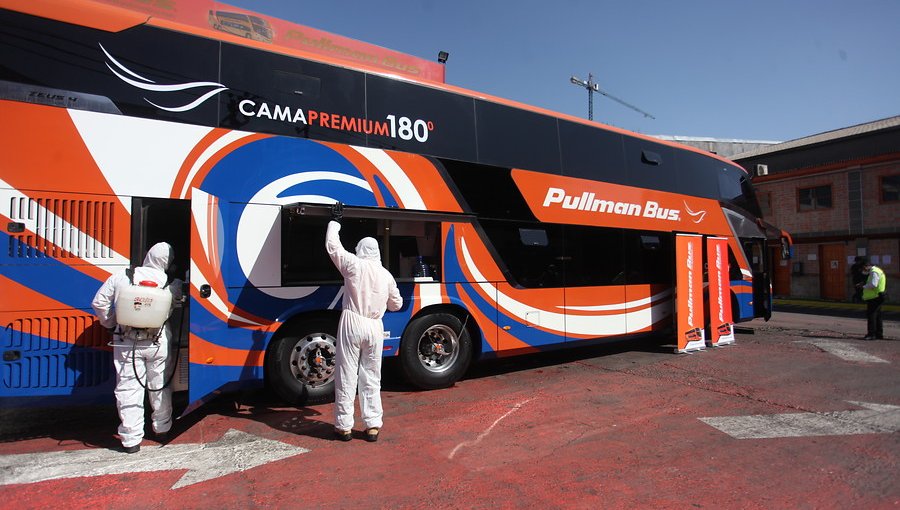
[683,201,707,223]
[544,187,708,223]
[101,44,228,112]
[541,187,708,224]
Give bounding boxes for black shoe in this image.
[122,444,140,454]
[334,429,352,442]
[863,335,876,340]
[156,431,170,443]
[365,428,380,443]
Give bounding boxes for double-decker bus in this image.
[208,10,273,43]
[0,0,789,411]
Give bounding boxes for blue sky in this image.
[227,0,900,142]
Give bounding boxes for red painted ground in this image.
[1,313,898,509]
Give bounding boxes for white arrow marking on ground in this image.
[797,339,888,363]
[0,429,309,490]
[700,401,900,439]
[449,398,533,460]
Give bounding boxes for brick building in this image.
[733,116,900,303]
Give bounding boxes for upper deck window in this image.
[719,168,762,217]
[558,120,627,184]
[366,75,477,161]
[623,138,676,192]
[475,100,560,173]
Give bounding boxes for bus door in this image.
[187,189,231,410]
[131,197,191,390]
[743,238,771,320]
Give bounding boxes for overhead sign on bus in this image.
[237,100,435,144]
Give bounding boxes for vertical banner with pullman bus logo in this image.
[676,234,706,352]
[706,237,735,346]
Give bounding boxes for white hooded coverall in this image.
[326,221,403,431]
[91,242,183,448]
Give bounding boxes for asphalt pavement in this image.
[1,309,898,508]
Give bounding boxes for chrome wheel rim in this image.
[290,333,337,387]
[416,324,459,373]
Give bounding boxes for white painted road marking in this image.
[0,429,309,489]
[449,398,533,459]
[798,339,888,363]
[700,401,900,439]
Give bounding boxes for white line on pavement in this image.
[798,339,888,363]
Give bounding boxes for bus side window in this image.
[274,70,320,100]
[474,100,560,174]
[381,219,442,281]
[563,224,624,287]
[282,209,443,284]
[282,214,376,285]
[480,220,564,288]
[621,231,674,285]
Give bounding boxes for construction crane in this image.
[569,73,655,121]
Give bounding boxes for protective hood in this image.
[143,242,173,272]
[355,237,381,261]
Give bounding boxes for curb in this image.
[773,299,900,321]
[773,299,900,313]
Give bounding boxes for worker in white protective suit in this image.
[91,242,183,453]
[326,202,403,442]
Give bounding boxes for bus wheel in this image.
[266,318,337,406]
[400,313,472,390]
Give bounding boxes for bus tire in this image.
[266,318,337,406]
[400,312,472,390]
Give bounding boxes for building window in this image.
[758,191,772,217]
[881,175,900,202]
[798,185,832,211]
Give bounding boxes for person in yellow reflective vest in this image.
[860,258,887,340]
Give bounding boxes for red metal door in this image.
[769,247,791,297]
[819,244,845,300]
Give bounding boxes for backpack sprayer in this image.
[114,268,173,339]
[113,268,186,392]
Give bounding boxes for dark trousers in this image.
[865,294,884,338]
